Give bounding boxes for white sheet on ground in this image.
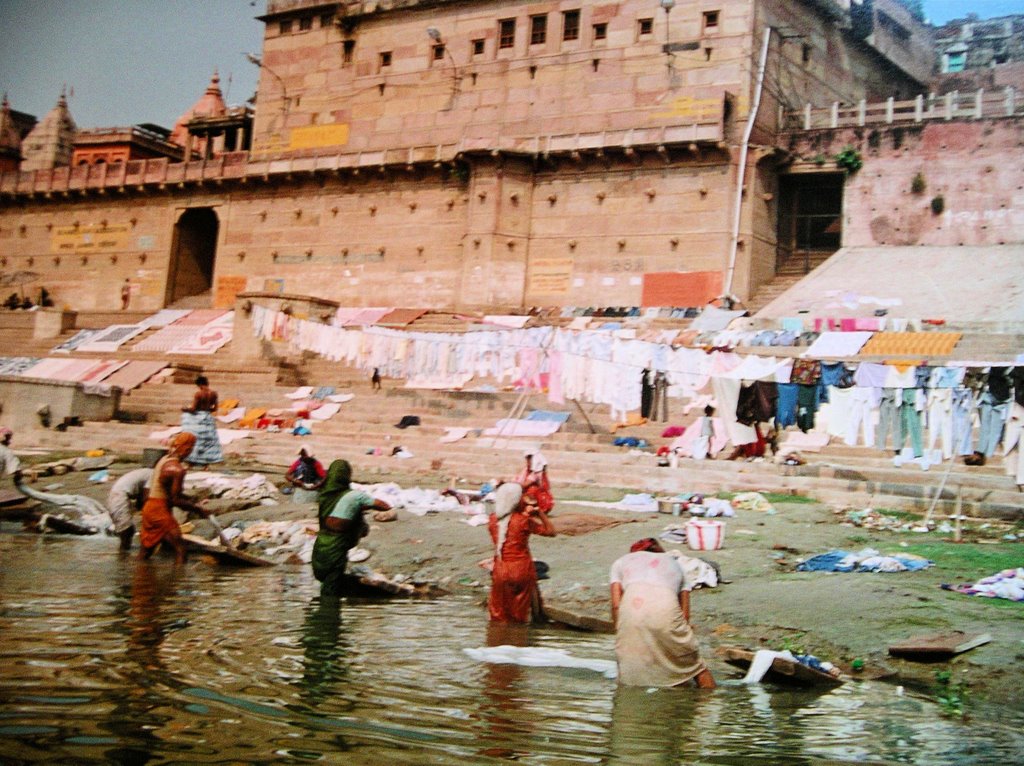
[309,402,341,420]
[483,419,562,437]
[463,645,617,679]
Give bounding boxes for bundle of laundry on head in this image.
[797,548,933,573]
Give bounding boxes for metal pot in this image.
[657,498,685,515]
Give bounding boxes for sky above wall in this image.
[0,0,1021,130]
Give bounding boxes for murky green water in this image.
[1,531,1021,765]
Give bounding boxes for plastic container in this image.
[685,518,724,550]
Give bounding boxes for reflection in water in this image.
[298,594,350,707]
[0,534,1022,765]
[477,621,531,760]
[608,684,712,763]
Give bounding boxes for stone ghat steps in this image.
[118,372,1015,480]
[32,418,1021,520]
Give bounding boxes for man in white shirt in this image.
[106,468,153,550]
[0,427,22,485]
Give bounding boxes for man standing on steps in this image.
[120,279,132,310]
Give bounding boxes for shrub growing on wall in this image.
[835,146,863,173]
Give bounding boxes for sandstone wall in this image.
[785,119,1024,248]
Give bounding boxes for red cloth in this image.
[515,470,554,514]
[288,458,326,478]
[487,512,544,623]
[139,497,182,550]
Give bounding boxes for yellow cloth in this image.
[859,332,962,357]
[610,413,648,433]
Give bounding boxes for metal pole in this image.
[723,26,772,299]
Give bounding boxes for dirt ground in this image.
[12,451,1024,713]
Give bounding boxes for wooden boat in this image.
[716,645,845,687]
[182,533,277,567]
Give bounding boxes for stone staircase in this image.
[5,312,1021,520]
[23,358,1021,520]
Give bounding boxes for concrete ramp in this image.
[755,245,1024,325]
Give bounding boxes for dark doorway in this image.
[166,208,218,306]
[776,173,843,274]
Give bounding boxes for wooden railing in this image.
[782,87,1021,131]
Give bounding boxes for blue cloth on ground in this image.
[798,548,933,573]
[526,410,571,423]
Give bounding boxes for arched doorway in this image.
[166,207,218,306]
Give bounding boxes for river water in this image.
[1,531,1021,765]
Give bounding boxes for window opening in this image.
[802,43,811,63]
[279,19,292,35]
[473,38,485,56]
[638,18,653,37]
[530,15,547,45]
[433,44,446,61]
[563,10,580,41]
[320,12,334,28]
[593,22,607,41]
[703,11,719,33]
[343,39,355,65]
[379,50,392,69]
[299,16,312,31]
[499,18,516,49]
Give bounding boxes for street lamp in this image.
[426,28,461,110]
[244,52,290,125]
[660,0,676,68]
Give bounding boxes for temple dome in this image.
[170,72,227,146]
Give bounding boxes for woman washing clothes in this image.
[311,460,391,596]
[609,538,716,688]
[487,482,556,623]
[286,444,328,503]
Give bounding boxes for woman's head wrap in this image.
[630,537,663,553]
[318,460,353,518]
[169,431,197,455]
[492,482,523,520]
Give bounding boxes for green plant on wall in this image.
[911,172,926,194]
[835,146,863,173]
[931,195,945,215]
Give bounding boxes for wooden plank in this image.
[542,605,614,634]
[888,631,992,659]
[182,533,276,567]
[0,489,28,507]
[716,645,844,687]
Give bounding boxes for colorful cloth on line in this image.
[797,548,933,573]
[941,568,1024,601]
[858,332,962,357]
